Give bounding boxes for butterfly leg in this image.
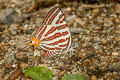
[67,43,79,58]
[69,43,78,53]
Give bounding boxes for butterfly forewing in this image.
[34,7,71,57]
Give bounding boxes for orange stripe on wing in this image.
[49,39,65,45]
[43,32,62,41]
[60,18,65,23]
[59,36,70,47]
[43,7,57,25]
[66,36,71,47]
[59,14,64,18]
[44,27,56,37]
[62,31,68,36]
[42,31,68,42]
[59,43,67,47]
[38,25,47,39]
[56,14,64,24]
[35,25,44,37]
[42,45,62,50]
[56,19,60,24]
[48,9,60,24]
[44,51,58,57]
[57,24,67,30]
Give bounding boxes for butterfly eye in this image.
[29,41,34,45]
[30,41,35,47]
[30,41,32,44]
[32,41,35,44]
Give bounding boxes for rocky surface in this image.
[0,0,120,80]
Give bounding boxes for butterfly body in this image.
[30,7,71,57]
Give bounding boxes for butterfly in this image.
[29,7,72,57]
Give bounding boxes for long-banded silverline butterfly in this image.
[28,7,72,57]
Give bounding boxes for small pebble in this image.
[112,52,119,56]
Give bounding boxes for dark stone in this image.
[0,9,24,24]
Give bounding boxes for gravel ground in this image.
[0,0,120,80]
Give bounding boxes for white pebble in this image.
[112,52,119,56]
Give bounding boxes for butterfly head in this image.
[29,38,40,48]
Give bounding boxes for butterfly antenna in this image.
[20,39,31,51]
[24,40,30,43]
[22,44,29,50]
